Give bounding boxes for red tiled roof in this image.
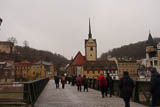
[72,51,86,66]
[15,60,32,66]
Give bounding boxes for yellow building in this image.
[30,61,54,80]
[16,60,54,81]
[15,60,32,81]
[108,57,139,80]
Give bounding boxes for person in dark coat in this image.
[106,73,113,97]
[55,75,60,88]
[71,75,76,86]
[119,72,134,107]
[82,75,88,92]
[97,74,108,98]
[150,67,160,107]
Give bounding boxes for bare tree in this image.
[8,36,18,45]
[23,40,29,48]
[8,36,18,55]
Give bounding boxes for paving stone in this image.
[35,80,147,107]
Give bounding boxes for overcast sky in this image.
[0,0,160,59]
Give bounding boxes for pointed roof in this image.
[146,32,155,46]
[88,18,92,39]
[72,51,86,66]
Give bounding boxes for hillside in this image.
[15,46,69,70]
[100,38,160,60]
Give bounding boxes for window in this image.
[154,60,158,66]
[90,47,93,51]
[150,61,153,66]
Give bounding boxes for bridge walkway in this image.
[35,80,147,107]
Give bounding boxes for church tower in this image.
[85,19,97,61]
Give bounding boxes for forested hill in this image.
[100,38,160,60]
[15,46,69,70]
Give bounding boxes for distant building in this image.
[67,19,118,79]
[145,32,160,73]
[0,41,15,54]
[15,60,32,81]
[31,61,54,80]
[0,60,15,82]
[15,60,54,81]
[108,57,139,80]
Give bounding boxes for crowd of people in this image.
[54,68,160,107]
[54,74,89,92]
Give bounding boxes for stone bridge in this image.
[35,80,147,107]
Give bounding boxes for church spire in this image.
[88,18,92,38]
[147,31,154,46]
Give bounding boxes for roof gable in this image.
[72,51,86,66]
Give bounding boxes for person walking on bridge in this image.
[55,75,60,88]
[76,75,83,92]
[150,67,160,107]
[82,75,88,92]
[106,73,113,97]
[97,74,108,98]
[119,71,134,107]
[61,74,66,89]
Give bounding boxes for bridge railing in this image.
[0,78,49,106]
[88,78,152,106]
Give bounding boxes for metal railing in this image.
[87,78,153,106]
[0,78,49,106]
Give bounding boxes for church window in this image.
[90,47,93,51]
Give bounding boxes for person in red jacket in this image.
[76,75,83,92]
[61,74,66,89]
[97,74,108,98]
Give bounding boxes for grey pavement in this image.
[35,80,147,107]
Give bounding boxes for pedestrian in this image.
[71,75,76,86]
[106,73,113,97]
[61,74,66,89]
[76,75,83,92]
[150,67,160,107]
[55,75,60,88]
[83,75,88,92]
[119,71,134,107]
[68,76,71,84]
[97,74,108,98]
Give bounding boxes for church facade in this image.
[67,20,117,79]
